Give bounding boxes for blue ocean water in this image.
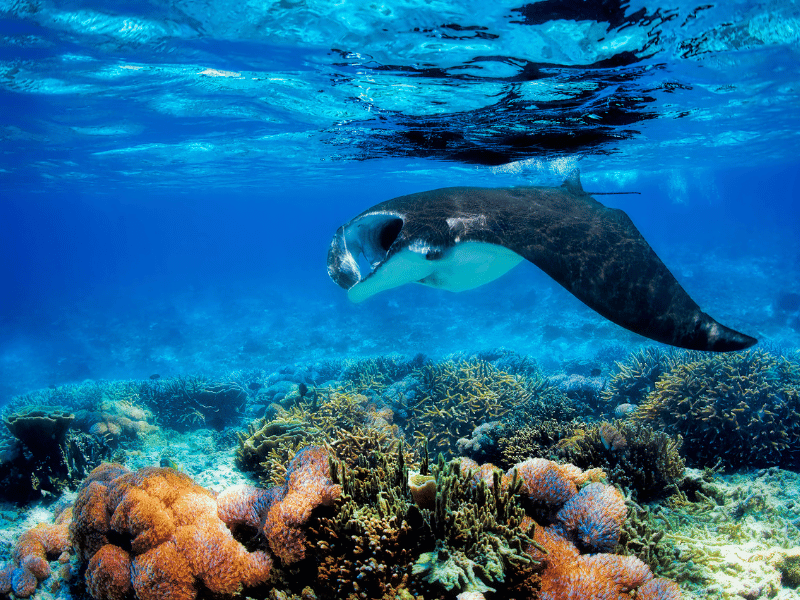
[1,0,799,404]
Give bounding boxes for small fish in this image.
[159,457,182,471]
[149,374,161,380]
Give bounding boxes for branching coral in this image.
[553,421,684,502]
[340,354,426,392]
[601,347,696,408]
[635,349,800,470]
[496,419,583,469]
[137,375,248,431]
[403,359,576,457]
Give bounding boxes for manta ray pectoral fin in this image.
[510,191,757,352]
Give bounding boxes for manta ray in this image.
[327,171,757,352]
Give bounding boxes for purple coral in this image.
[556,482,626,552]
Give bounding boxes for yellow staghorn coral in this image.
[634,349,800,470]
[406,359,541,456]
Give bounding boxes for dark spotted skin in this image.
[328,177,757,352]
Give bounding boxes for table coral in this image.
[71,463,274,600]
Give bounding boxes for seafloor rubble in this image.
[0,347,798,599]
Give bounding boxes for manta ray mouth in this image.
[326,213,404,290]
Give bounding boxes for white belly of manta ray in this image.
[347,241,524,303]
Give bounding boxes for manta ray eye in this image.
[379,218,403,251]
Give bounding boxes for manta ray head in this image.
[328,208,525,304]
[327,212,420,300]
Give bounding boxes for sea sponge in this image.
[408,471,437,509]
[556,482,627,552]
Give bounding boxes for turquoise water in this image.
[1,0,799,399]
[2,3,800,599]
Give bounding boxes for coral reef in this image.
[71,463,274,600]
[137,375,248,431]
[0,407,111,502]
[553,421,685,502]
[401,359,577,457]
[635,349,800,469]
[0,506,72,598]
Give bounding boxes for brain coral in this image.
[71,463,273,600]
[635,349,800,469]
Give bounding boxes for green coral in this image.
[553,421,685,502]
[304,447,539,599]
[778,548,800,587]
[635,349,800,470]
[405,359,576,457]
[413,544,494,594]
[602,347,700,407]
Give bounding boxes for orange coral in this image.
[637,577,682,599]
[72,463,273,600]
[533,524,658,600]
[0,507,73,598]
[511,458,579,506]
[262,446,341,564]
[85,544,131,600]
[507,458,675,599]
